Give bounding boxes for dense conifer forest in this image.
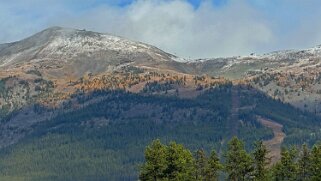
[0,85,319,180]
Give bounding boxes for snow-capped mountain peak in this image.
[0,27,175,68]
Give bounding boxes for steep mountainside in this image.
[0,27,320,133]
[0,27,320,180]
[0,27,193,79]
[0,86,320,180]
[0,27,196,118]
[188,46,321,114]
[2,27,321,116]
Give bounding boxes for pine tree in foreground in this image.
[195,149,208,181]
[224,137,253,181]
[309,144,321,180]
[297,144,311,180]
[252,141,270,181]
[165,142,195,181]
[205,150,223,181]
[139,139,167,181]
[140,140,195,181]
[273,147,298,181]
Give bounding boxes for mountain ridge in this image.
[0,27,321,114]
[3,27,321,66]
[1,27,321,75]
[0,27,178,74]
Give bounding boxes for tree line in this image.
[140,137,321,181]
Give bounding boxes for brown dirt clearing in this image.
[257,116,286,165]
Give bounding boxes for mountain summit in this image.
[0,27,179,77]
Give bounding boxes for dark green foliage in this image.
[224,137,253,181]
[272,143,321,181]
[140,140,195,181]
[140,139,168,181]
[273,148,298,181]
[140,141,222,181]
[298,144,311,181]
[309,144,321,180]
[0,85,320,180]
[253,141,270,181]
[205,150,222,181]
[195,149,207,180]
[142,81,174,93]
[0,134,138,180]
[165,142,195,181]
[140,139,321,181]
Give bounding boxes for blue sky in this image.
[73,0,227,8]
[1,0,321,58]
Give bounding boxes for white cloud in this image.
[1,0,321,58]
[55,0,274,58]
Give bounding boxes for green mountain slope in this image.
[0,85,319,180]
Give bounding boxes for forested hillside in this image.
[0,84,319,180]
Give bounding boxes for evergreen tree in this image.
[309,144,321,180]
[195,149,208,181]
[139,139,321,181]
[140,139,168,181]
[165,142,195,181]
[224,137,253,181]
[273,147,298,181]
[252,141,270,181]
[205,150,223,181]
[298,144,311,180]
